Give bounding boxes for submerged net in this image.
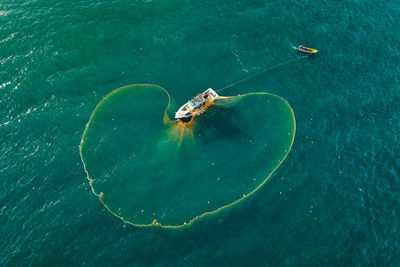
[80,84,295,228]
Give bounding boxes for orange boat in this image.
[298,45,318,54]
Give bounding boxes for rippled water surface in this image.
[1,0,399,265]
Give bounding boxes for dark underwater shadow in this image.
[194,104,251,143]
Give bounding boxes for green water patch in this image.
[80,84,295,228]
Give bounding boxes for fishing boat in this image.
[297,45,318,54]
[175,88,219,123]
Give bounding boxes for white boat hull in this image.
[175,88,219,122]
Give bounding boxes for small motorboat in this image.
[297,45,318,54]
[175,88,219,123]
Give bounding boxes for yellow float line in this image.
[79,85,296,229]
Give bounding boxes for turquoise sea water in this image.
[1,0,399,265]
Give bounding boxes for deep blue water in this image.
[1,0,399,265]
